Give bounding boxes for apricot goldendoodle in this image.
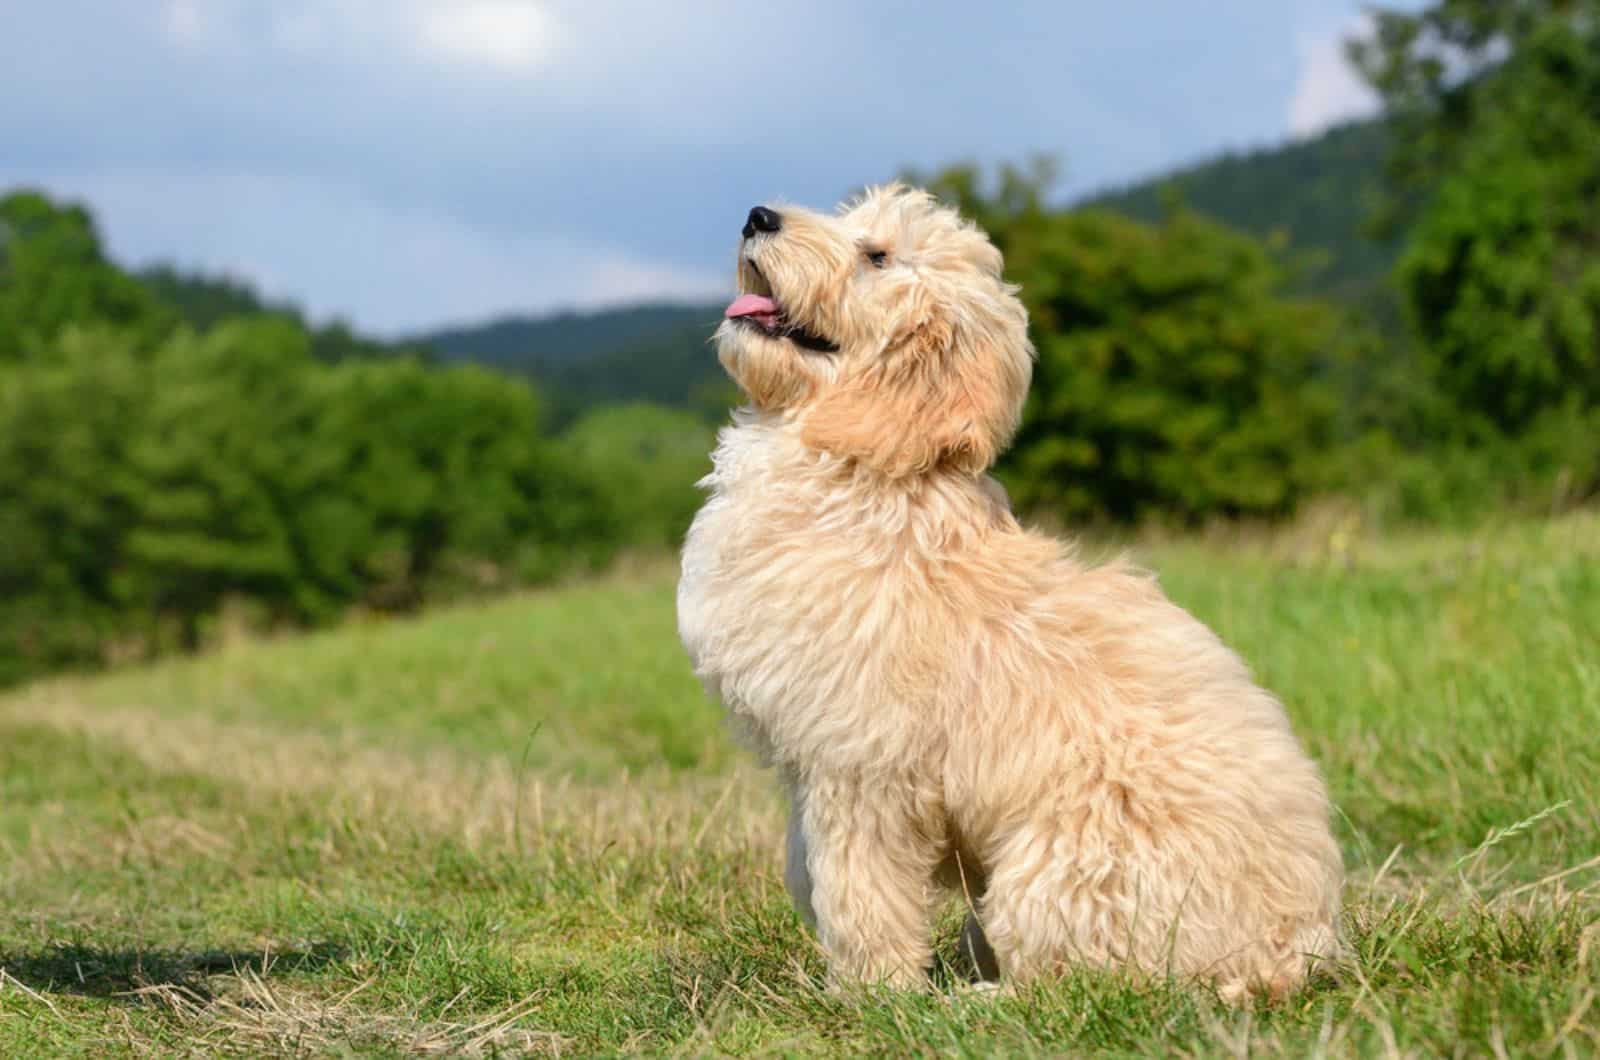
[676,185,1342,1001]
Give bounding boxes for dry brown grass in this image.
[126,965,569,1057]
[0,691,782,866]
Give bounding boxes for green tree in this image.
[1354,1,1600,436]
[123,319,329,647]
[312,357,604,604]
[1350,1,1589,207]
[0,191,172,356]
[0,327,152,680]
[0,191,638,681]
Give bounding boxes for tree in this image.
[0,327,152,680]
[0,191,173,356]
[312,357,586,604]
[123,319,329,646]
[1354,1,1600,435]
[1350,1,1589,204]
[0,191,639,681]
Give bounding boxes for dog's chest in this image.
[676,427,949,768]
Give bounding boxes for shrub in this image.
[558,404,715,551]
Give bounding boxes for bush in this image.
[558,404,715,551]
[122,319,332,646]
[0,316,634,680]
[914,163,1362,523]
[1359,400,1600,525]
[122,321,633,645]
[0,191,666,683]
[311,356,619,602]
[1003,208,1355,522]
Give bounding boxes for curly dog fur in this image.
[677,185,1343,1000]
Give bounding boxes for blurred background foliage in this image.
[2,0,1596,684]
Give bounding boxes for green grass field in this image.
[2,513,1597,1056]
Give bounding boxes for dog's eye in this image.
[865,249,889,269]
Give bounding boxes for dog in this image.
[676,185,1342,1001]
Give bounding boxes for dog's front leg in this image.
[799,771,939,990]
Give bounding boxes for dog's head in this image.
[716,184,1033,477]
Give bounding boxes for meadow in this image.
[1,511,1597,1056]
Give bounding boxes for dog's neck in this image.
[703,408,1020,550]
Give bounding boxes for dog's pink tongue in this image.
[725,293,780,328]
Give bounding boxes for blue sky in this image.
[1,1,1420,335]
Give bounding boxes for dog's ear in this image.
[801,286,1030,477]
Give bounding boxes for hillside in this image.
[419,303,735,426]
[135,264,731,421]
[536,313,736,425]
[1087,120,1399,295]
[419,302,718,370]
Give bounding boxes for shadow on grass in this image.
[0,942,345,1002]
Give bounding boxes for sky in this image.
[1,1,1421,336]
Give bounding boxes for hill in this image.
[2,512,1595,1053]
[132,265,732,422]
[418,303,735,425]
[1085,119,1401,302]
[420,302,718,370]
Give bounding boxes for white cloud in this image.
[158,0,560,74]
[162,0,220,48]
[1287,15,1380,139]
[415,1,557,74]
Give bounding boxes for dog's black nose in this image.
[743,205,782,239]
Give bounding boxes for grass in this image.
[1,511,1597,1056]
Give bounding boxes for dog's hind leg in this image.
[973,823,1137,983]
